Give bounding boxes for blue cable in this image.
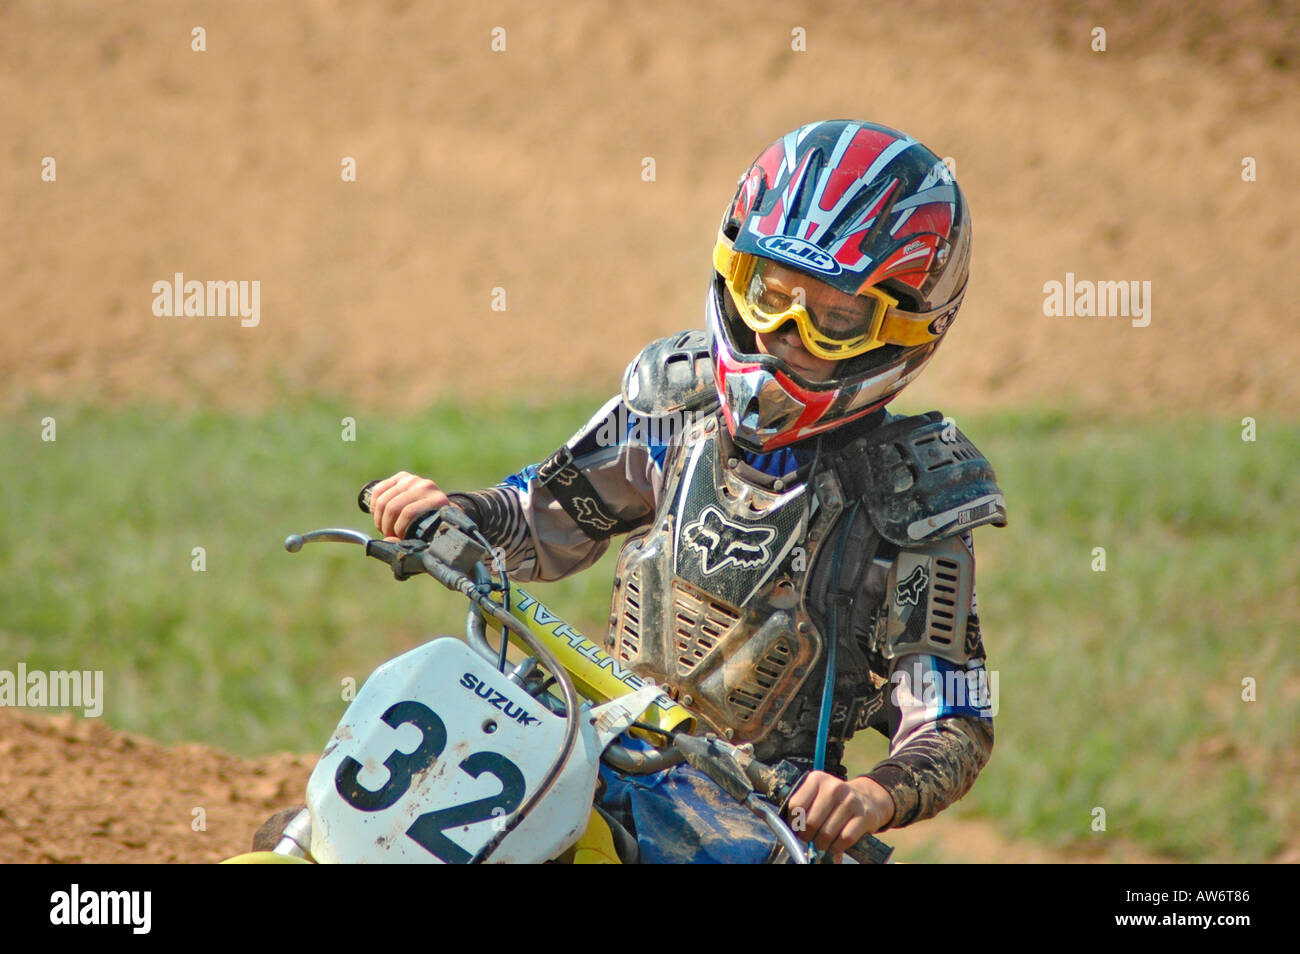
[814,500,860,774]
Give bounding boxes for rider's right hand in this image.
[368,472,452,540]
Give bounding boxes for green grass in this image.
[847,407,1300,862]
[0,396,624,753]
[2,399,1296,861]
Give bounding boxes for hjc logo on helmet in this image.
[756,235,842,275]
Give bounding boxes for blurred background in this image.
[1,0,1296,862]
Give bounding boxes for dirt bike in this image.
[223,489,895,865]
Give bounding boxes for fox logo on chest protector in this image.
[682,506,776,575]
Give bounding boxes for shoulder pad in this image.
[883,534,980,667]
[622,330,719,417]
[853,411,1007,546]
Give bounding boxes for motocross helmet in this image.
[709,120,971,451]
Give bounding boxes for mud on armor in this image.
[869,534,977,666]
[530,333,720,544]
[605,415,843,748]
[621,330,718,418]
[834,410,1006,546]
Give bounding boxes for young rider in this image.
[369,120,1006,862]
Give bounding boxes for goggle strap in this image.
[876,286,965,346]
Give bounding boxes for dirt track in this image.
[1,0,1297,863]
[0,707,1173,864]
[0,709,310,863]
[3,0,1298,414]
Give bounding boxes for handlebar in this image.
[286,496,581,865]
[287,482,893,865]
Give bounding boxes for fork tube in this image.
[422,554,581,863]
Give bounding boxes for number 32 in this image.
[334,700,526,863]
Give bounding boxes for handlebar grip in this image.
[746,758,894,864]
[359,480,458,544]
[358,480,381,514]
[846,832,895,865]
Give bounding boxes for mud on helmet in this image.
[709,120,972,451]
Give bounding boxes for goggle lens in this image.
[727,253,896,360]
[744,260,882,342]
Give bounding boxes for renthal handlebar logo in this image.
[459,673,541,727]
[511,592,681,714]
[683,506,776,575]
[757,235,842,275]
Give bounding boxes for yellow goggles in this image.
[714,239,946,361]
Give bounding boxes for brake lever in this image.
[284,529,371,550]
[285,528,422,578]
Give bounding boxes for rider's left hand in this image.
[786,772,895,859]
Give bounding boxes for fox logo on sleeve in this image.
[572,497,618,532]
[682,506,776,575]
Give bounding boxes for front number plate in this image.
[307,638,565,863]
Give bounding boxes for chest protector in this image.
[606,413,850,748]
